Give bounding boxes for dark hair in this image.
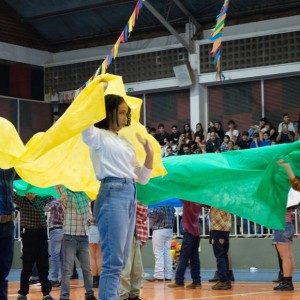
[283,113,290,117]
[260,117,268,123]
[52,112,60,116]
[242,131,249,136]
[227,120,236,125]
[158,123,164,129]
[95,94,130,129]
[171,125,178,129]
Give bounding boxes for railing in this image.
[13,207,300,240]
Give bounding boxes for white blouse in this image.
[82,126,151,184]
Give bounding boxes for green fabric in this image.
[13,180,59,198]
[137,141,300,230]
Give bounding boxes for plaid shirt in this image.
[44,199,64,228]
[0,168,16,215]
[148,204,175,230]
[136,202,148,245]
[210,207,232,232]
[55,185,90,236]
[14,194,52,229]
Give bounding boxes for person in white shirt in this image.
[82,94,154,300]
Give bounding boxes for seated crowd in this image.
[148,113,299,157]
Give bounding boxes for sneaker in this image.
[85,295,97,300]
[50,280,61,287]
[43,296,55,300]
[29,279,40,285]
[146,277,164,282]
[167,282,184,288]
[17,295,27,300]
[128,297,145,300]
[272,271,283,283]
[185,282,201,289]
[208,271,220,282]
[211,281,232,290]
[164,278,172,281]
[273,281,294,291]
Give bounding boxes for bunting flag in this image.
[73,0,143,101]
[0,74,167,200]
[209,0,230,80]
[137,141,300,229]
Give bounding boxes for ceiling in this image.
[2,0,300,53]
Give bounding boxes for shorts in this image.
[272,222,294,244]
[88,224,100,244]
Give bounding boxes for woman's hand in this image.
[136,133,153,155]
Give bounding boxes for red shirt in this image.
[181,200,202,236]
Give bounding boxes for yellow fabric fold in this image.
[0,74,166,199]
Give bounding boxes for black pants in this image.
[210,230,230,282]
[18,228,51,296]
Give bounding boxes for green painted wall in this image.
[12,238,300,269]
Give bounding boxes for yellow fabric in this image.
[0,73,166,199]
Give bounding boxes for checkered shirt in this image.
[148,204,175,230]
[210,207,232,231]
[136,202,148,245]
[55,185,90,236]
[44,199,64,227]
[14,194,52,229]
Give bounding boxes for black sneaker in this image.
[272,271,283,283]
[273,281,294,291]
[50,280,61,287]
[85,295,97,300]
[29,279,40,285]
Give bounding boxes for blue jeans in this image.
[175,232,201,285]
[94,177,136,300]
[210,230,230,282]
[49,228,63,280]
[0,221,14,300]
[60,234,94,300]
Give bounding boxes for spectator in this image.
[220,135,230,152]
[278,113,296,134]
[237,131,251,150]
[194,123,206,142]
[182,123,195,143]
[276,122,295,144]
[225,120,239,144]
[214,122,225,141]
[168,125,181,145]
[147,204,175,282]
[206,132,222,153]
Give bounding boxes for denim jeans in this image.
[0,221,14,300]
[210,230,230,282]
[175,232,201,285]
[60,234,94,300]
[94,177,136,300]
[152,228,173,280]
[49,228,63,280]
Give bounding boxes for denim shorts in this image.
[272,222,295,244]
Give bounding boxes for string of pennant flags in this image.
[52,0,230,103]
[73,0,144,100]
[51,0,144,103]
[209,0,230,80]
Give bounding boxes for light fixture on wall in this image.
[173,63,194,87]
